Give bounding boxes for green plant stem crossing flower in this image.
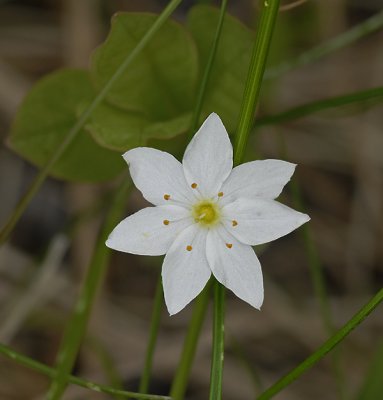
[106,113,309,315]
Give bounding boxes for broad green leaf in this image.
[8,69,124,182]
[83,100,191,152]
[91,12,198,120]
[187,5,254,132]
[356,339,383,400]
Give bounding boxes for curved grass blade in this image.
[256,86,383,127]
[257,288,383,400]
[265,9,383,80]
[0,342,171,400]
[0,0,183,245]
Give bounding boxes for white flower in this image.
[106,113,310,315]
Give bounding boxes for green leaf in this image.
[84,100,191,152]
[91,12,198,120]
[256,86,383,127]
[356,339,383,400]
[8,69,124,182]
[187,5,254,132]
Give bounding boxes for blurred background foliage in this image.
[0,0,382,399]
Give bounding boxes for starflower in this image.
[106,113,310,315]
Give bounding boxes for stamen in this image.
[191,183,198,189]
[163,220,170,225]
[164,194,171,200]
[232,220,238,227]
[218,192,224,197]
[186,245,193,251]
[226,243,233,249]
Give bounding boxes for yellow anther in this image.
[226,243,233,249]
[186,245,193,251]
[164,194,171,200]
[218,192,224,197]
[163,220,170,225]
[232,220,238,227]
[191,183,198,189]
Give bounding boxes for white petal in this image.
[106,205,191,256]
[162,224,211,315]
[222,198,310,246]
[182,113,233,197]
[124,147,195,206]
[206,227,263,309]
[220,159,296,204]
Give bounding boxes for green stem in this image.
[0,342,171,400]
[257,288,383,400]
[139,279,164,394]
[265,8,383,80]
[0,0,182,246]
[208,281,225,400]
[169,281,212,399]
[170,0,229,396]
[256,86,383,127]
[234,0,280,166]
[208,0,280,398]
[46,178,131,399]
[188,0,228,136]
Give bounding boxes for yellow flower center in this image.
[192,200,220,226]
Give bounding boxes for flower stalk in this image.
[209,281,226,400]
[234,0,281,167]
[209,0,280,398]
[170,0,228,396]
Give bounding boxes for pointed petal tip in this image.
[203,112,225,128]
[292,212,310,232]
[122,149,130,160]
[122,146,149,163]
[166,302,183,316]
[105,237,113,249]
[122,148,137,163]
[208,111,220,120]
[105,236,121,252]
[251,294,264,310]
[254,301,263,311]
